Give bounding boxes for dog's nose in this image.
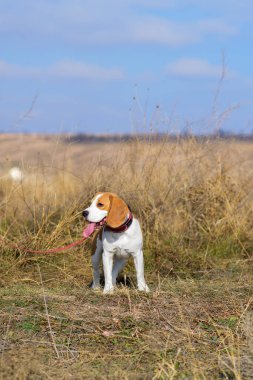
[82,210,89,218]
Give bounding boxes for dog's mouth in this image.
[83,217,107,238]
[94,217,107,229]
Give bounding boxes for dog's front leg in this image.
[102,250,114,293]
[134,250,149,292]
[91,247,102,289]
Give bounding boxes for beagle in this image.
[82,192,149,294]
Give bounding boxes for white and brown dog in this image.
[82,192,149,294]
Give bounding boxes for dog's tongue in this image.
[83,223,96,238]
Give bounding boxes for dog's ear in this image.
[107,194,129,228]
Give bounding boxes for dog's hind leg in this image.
[133,250,149,292]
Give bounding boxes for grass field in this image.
[0,134,253,379]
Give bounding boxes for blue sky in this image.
[0,0,253,134]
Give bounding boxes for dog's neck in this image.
[106,212,133,233]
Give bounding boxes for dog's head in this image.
[82,192,129,229]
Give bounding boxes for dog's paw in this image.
[91,284,101,291]
[89,281,101,290]
[138,283,150,292]
[103,286,114,294]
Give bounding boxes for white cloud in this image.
[131,17,198,45]
[198,19,237,36]
[0,1,238,47]
[167,58,223,77]
[48,61,124,80]
[0,59,124,81]
[0,60,39,78]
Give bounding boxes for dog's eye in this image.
[97,202,104,207]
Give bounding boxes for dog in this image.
[82,192,149,294]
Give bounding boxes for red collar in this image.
[106,212,133,233]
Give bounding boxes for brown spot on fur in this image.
[95,192,117,212]
[106,194,129,228]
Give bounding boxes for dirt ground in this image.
[1,134,253,379]
[1,257,253,379]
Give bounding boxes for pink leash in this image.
[1,213,133,254]
[0,225,96,255]
[23,237,86,254]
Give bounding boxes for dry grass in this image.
[1,134,253,379]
